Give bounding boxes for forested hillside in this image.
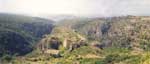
[1,15,150,64]
[0,13,54,59]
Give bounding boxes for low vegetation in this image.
[1,14,150,64]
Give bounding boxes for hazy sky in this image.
[0,0,150,17]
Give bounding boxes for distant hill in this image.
[57,16,150,50]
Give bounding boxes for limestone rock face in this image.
[37,26,87,53]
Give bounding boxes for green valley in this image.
[0,14,150,64]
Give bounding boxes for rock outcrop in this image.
[36,26,87,54]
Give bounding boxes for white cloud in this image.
[0,0,150,17]
[103,0,150,16]
[0,0,93,16]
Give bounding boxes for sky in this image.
[0,0,150,17]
